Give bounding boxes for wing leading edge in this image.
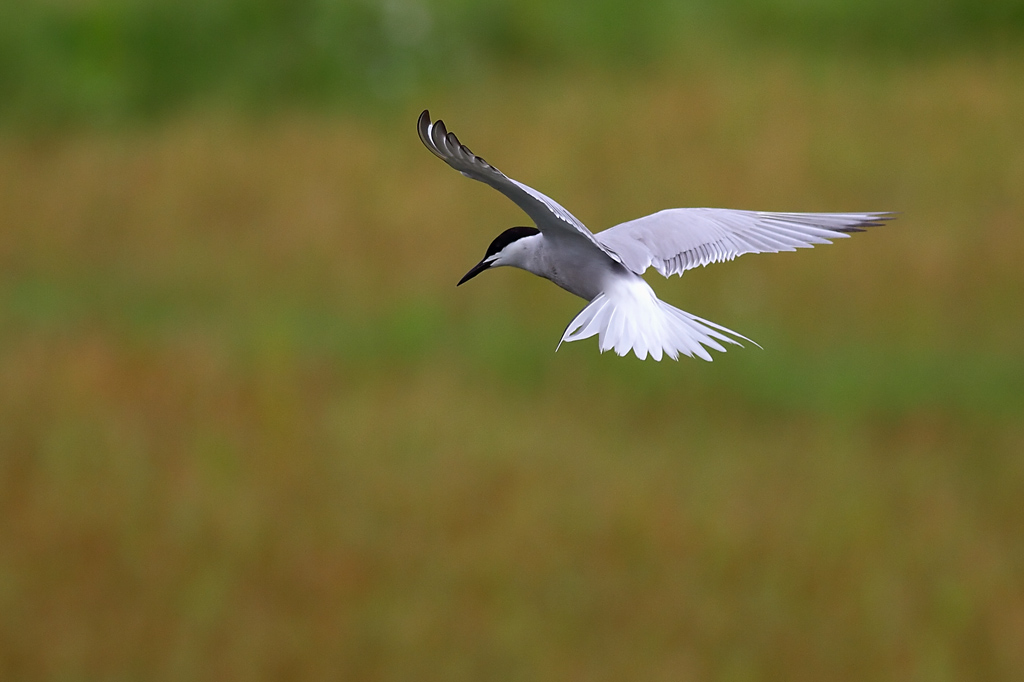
[418,110,620,260]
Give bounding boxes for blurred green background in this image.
[2,1,1023,680]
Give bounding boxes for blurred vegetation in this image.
[2,1,1024,680]
[2,0,1024,125]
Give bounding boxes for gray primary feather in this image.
[595,209,893,277]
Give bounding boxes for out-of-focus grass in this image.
[2,0,1023,125]
[2,53,1024,679]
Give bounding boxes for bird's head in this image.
[458,226,540,285]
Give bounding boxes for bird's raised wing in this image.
[595,208,893,277]
[418,110,619,259]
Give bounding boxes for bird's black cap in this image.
[458,226,540,286]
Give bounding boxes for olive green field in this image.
[1,2,1023,680]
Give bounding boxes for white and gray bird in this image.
[419,110,892,361]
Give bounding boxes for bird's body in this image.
[419,110,892,361]
[488,228,621,301]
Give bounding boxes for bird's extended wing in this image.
[595,208,893,277]
[418,110,619,259]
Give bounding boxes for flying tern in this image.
[419,109,892,361]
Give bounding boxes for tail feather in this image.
[559,278,756,361]
[557,295,611,348]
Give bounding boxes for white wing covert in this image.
[418,110,620,261]
[595,208,893,277]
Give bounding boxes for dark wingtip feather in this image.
[837,212,897,233]
[416,110,497,173]
[417,110,430,143]
[445,131,461,153]
[417,109,444,159]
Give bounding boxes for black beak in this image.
[457,259,491,286]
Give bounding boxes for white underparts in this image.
[558,277,757,361]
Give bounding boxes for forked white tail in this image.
[558,278,757,361]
